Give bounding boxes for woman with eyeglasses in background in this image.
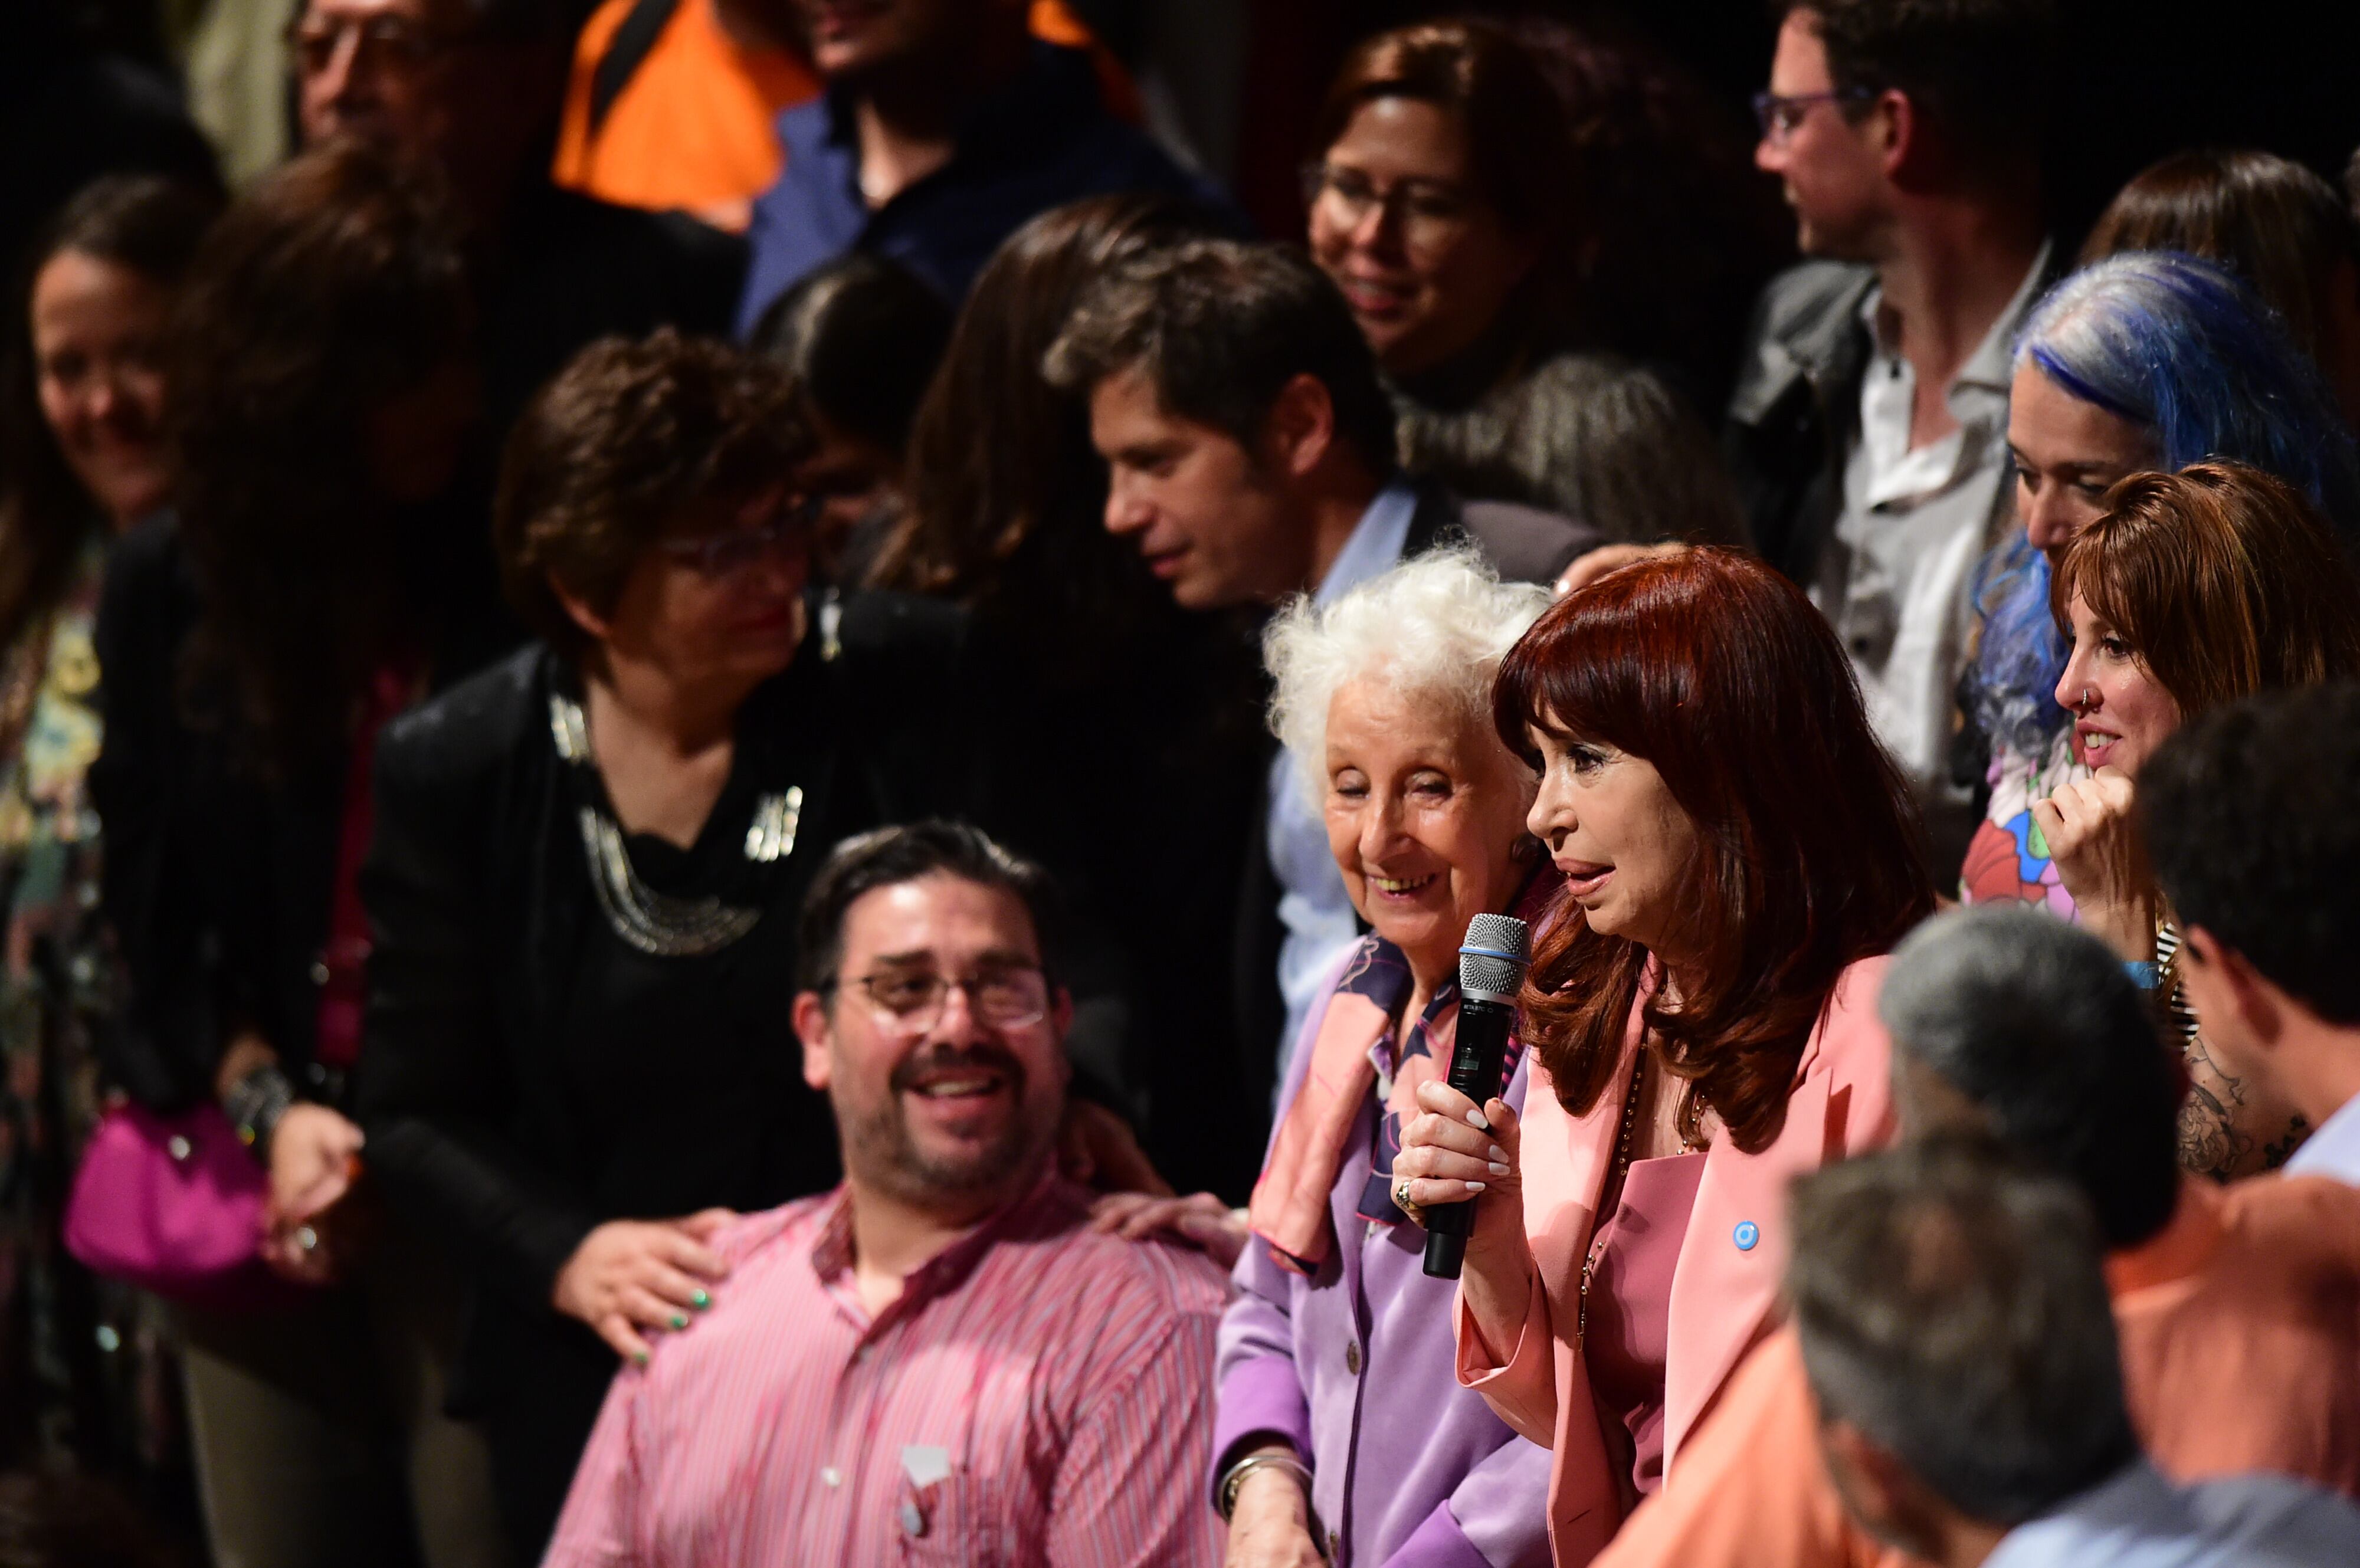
[353,328,881,1559]
[1302,20,1749,556]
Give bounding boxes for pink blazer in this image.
[1453,957,1897,1564]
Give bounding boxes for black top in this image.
[91,512,519,1111]
[353,643,870,1323]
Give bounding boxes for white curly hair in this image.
[1264,545,1553,805]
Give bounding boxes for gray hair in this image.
[1878,907,2181,1249]
[1786,1140,2138,1528]
[1263,546,1551,804]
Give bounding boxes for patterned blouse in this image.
[0,539,149,1464]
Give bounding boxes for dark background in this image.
[1077,0,2360,258]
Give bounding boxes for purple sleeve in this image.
[1205,968,1349,1501]
[1209,1249,1313,1501]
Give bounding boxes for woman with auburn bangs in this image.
[2036,461,2360,1180]
[1395,548,1932,1563]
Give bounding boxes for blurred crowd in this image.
[6,1,2360,1566]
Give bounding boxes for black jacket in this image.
[1721,259,1880,589]
[354,644,871,1314]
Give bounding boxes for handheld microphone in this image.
[1423,913,1531,1280]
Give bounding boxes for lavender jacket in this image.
[1214,952,1554,1567]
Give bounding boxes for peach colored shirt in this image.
[1454,957,1899,1564]
[1590,1173,2360,1568]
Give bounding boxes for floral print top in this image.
[1958,729,2085,917]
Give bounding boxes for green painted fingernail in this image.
[691,1289,710,1310]
[668,1313,689,1330]
[632,1350,649,1366]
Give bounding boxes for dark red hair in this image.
[1492,549,1933,1151]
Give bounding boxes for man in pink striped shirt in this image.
[545,822,1227,1566]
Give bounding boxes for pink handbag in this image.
[63,1101,302,1311]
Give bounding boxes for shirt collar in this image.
[1988,1459,2176,1568]
[1315,477,1420,605]
[1958,240,2053,393]
[2284,1093,2360,1183]
[808,1161,1068,1321]
[1859,239,2054,399]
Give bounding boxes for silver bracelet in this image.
[1217,1450,1314,1521]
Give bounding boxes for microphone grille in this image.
[1458,913,1531,1000]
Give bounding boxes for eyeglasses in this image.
[286,12,471,77]
[830,967,1052,1034]
[1751,88,1877,142]
[657,496,821,577]
[1300,164,1476,252]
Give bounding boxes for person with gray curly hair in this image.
[1099,546,1558,1567]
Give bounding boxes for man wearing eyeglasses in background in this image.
[545,821,1226,1566]
[1729,0,2058,878]
[289,0,745,437]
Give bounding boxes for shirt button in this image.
[1344,1342,1361,1376]
[820,1466,841,1487]
[309,958,331,986]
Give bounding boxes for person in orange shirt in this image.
[552,0,1130,231]
[1591,904,2360,1568]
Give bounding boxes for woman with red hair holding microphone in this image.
[1395,548,1932,1562]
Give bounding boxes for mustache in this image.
[889,1042,1027,1095]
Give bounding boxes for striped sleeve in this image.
[1045,1275,1225,1566]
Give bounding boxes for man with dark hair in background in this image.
[290,0,746,432]
[2143,682,2360,1186]
[732,0,1220,335]
[1731,0,2058,870]
[1788,1141,2360,1566]
[1044,237,1595,1184]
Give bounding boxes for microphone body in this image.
[1422,913,1532,1280]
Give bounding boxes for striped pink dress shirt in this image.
[544,1169,1228,1567]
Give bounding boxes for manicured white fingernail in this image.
[1464,1180,1486,1193]
[1466,1110,1490,1130]
[1489,1162,1510,1176]
[1488,1144,1508,1162]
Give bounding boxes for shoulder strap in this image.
[587,0,683,137]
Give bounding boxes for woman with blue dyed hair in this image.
[1957,250,2360,914]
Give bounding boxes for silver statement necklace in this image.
[550,693,803,958]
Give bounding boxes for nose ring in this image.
[2077,685,2097,712]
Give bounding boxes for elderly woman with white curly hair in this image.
[1098,547,1555,1568]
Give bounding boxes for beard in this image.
[837,1041,1057,1207]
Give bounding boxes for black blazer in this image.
[353,644,872,1317]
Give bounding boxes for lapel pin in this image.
[1733,1221,1759,1251]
